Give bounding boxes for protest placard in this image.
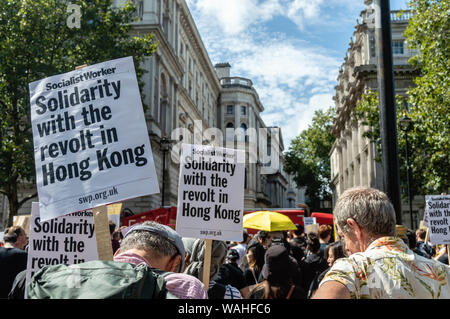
[305,223,319,235]
[13,215,31,237]
[25,202,98,297]
[425,195,450,244]
[303,217,317,234]
[29,56,159,222]
[176,144,245,242]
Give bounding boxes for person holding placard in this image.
[313,187,450,299]
[248,245,307,299]
[25,221,207,299]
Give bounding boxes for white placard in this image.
[176,144,245,241]
[29,57,159,221]
[303,217,317,227]
[425,195,450,244]
[25,202,98,297]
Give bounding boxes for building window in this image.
[241,106,246,115]
[227,105,233,115]
[392,40,404,55]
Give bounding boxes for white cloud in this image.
[261,93,333,147]
[286,0,324,29]
[191,0,283,35]
[185,0,349,147]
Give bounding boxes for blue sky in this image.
[185,0,410,148]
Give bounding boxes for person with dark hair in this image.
[289,224,307,255]
[243,242,266,289]
[0,226,28,298]
[232,230,250,267]
[248,245,306,299]
[215,249,250,298]
[415,228,434,259]
[303,232,328,289]
[254,230,271,249]
[109,220,120,255]
[183,238,243,299]
[307,241,345,298]
[405,229,417,250]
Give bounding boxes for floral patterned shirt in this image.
[320,237,450,299]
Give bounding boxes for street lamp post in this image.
[160,136,172,208]
[399,111,414,229]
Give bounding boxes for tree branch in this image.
[18,192,38,208]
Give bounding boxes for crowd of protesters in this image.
[1,187,450,299]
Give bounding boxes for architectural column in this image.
[154,56,160,123]
[234,103,240,142]
[173,83,178,131]
[368,143,376,188]
[341,139,348,190]
[361,148,369,187]
[352,123,359,186]
[172,0,177,51]
[346,127,353,189]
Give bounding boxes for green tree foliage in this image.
[0,0,158,226]
[404,0,449,193]
[352,0,449,197]
[284,107,336,210]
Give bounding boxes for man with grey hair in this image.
[313,187,450,299]
[114,221,208,299]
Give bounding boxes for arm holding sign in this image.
[297,203,310,217]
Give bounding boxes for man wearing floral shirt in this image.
[313,187,450,299]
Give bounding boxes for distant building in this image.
[329,0,421,228]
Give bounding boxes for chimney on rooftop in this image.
[214,62,231,79]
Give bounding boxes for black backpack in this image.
[27,260,178,299]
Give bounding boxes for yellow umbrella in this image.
[243,211,298,232]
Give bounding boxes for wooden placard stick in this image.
[202,239,212,289]
[93,205,113,261]
[425,227,430,244]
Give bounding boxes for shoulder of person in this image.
[224,284,243,299]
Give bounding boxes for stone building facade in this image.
[0,0,299,229]
[329,1,421,228]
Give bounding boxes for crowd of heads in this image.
[1,187,449,299]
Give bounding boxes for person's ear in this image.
[183,253,191,272]
[168,255,182,272]
[346,219,363,240]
